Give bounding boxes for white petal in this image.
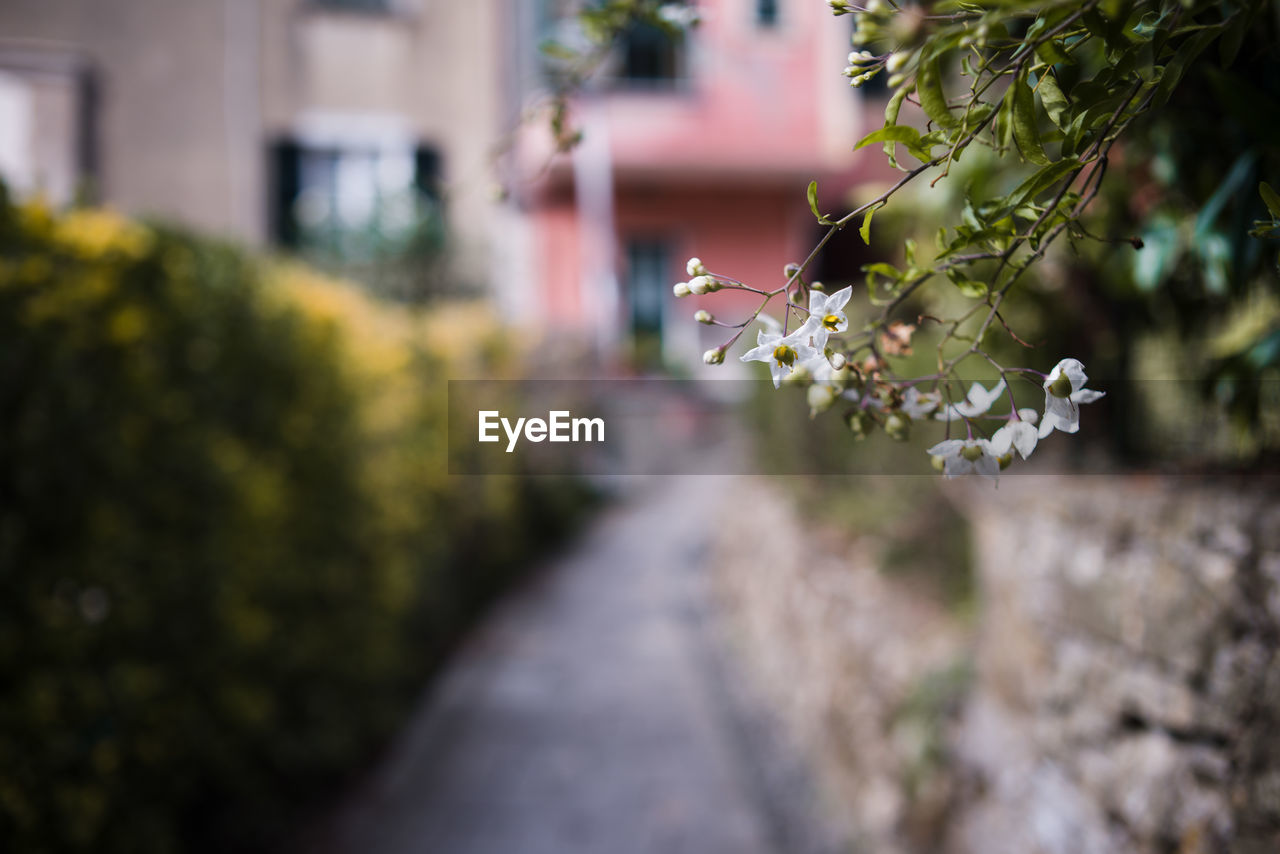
[830,311,849,333]
[988,426,1013,456]
[974,454,1000,480]
[808,291,824,315]
[1017,407,1039,425]
[928,439,964,457]
[758,314,783,335]
[769,360,786,388]
[967,379,1007,411]
[1071,388,1105,404]
[1009,421,1038,458]
[1044,393,1076,423]
[740,343,774,363]
[827,286,853,312]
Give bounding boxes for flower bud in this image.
[808,384,837,416]
[827,0,851,15]
[1048,372,1073,398]
[703,347,725,365]
[884,412,911,441]
[694,309,713,325]
[829,352,847,371]
[686,257,706,277]
[783,363,810,385]
[783,263,801,280]
[688,276,710,295]
[886,51,908,73]
[845,410,871,439]
[673,281,692,298]
[810,280,825,292]
[888,73,906,89]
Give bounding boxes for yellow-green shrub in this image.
[0,189,592,853]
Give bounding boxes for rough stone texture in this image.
[949,477,1280,854]
[710,479,969,854]
[711,476,1280,854]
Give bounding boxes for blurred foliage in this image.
[0,188,593,853]
[744,382,974,612]
[837,1,1280,465]
[1077,8,1280,461]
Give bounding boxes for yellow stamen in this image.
[823,313,842,331]
[772,344,797,367]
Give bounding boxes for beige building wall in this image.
[0,0,507,281]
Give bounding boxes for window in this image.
[625,239,671,368]
[310,0,392,12]
[0,51,95,206]
[270,139,442,265]
[756,0,779,28]
[618,19,683,84]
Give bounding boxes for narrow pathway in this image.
[321,475,839,854]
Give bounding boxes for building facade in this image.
[502,0,892,371]
[0,0,891,370]
[0,0,506,286]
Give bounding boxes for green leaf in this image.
[882,87,909,170]
[947,268,988,299]
[860,203,882,245]
[982,159,1082,224]
[918,59,958,130]
[1151,28,1215,110]
[1011,76,1052,165]
[1260,183,1280,220]
[1035,39,1073,67]
[855,125,922,152]
[807,180,834,226]
[1037,71,1070,130]
[539,40,579,61]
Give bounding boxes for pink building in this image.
[502,0,895,373]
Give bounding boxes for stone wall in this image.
[711,475,1280,854]
[710,479,970,854]
[948,477,1280,854]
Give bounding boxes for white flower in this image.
[800,285,853,351]
[936,379,1007,421]
[900,387,941,420]
[927,438,1000,480]
[989,420,1038,462]
[740,328,818,388]
[657,3,700,28]
[1017,407,1039,425]
[1039,358,1105,437]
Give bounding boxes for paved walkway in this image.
[320,475,841,854]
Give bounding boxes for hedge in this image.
[0,187,593,853]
